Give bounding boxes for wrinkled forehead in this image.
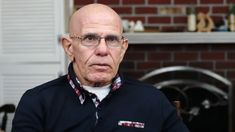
[69,4,122,34]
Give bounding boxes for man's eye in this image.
[83,35,97,41]
[106,36,118,42]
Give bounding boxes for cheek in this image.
[74,48,93,67]
[110,51,124,67]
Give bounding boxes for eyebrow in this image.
[82,33,120,37]
[82,33,98,37]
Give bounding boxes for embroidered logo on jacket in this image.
[118,120,145,128]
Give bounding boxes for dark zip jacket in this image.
[12,75,189,132]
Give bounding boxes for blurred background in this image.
[0,0,235,131]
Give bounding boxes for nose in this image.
[94,38,109,56]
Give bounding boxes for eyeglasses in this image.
[69,33,125,48]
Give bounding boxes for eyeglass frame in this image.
[69,33,126,48]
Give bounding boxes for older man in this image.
[12,3,189,132]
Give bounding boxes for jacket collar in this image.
[67,62,122,104]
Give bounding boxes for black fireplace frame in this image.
[139,66,233,132]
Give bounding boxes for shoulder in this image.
[121,77,176,116]
[16,75,71,111]
[19,75,72,107]
[121,77,166,99]
[13,75,71,130]
[24,75,69,96]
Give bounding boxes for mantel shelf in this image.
[124,32,235,44]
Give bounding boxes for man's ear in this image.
[61,35,74,61]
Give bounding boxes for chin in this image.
[88,73,113,84]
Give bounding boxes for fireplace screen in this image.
[139,66,232,132]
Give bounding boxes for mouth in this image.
[91,63,111,71]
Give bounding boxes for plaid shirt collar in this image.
[67,63,122,105]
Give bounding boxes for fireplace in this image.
[138,66,231,132]
[121,32,235,132]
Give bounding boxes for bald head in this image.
[62,4,128,87]
[69,4,123,34]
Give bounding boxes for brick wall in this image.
[120,44,235,85]
[74,0,235,85]
[75,0,235,32]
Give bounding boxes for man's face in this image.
[69,11,128,86]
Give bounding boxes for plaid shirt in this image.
[67,63,122,107]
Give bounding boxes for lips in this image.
[90,63,111,70]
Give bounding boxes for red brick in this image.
[216,62,235,69]
[200,0,224,4]
[137,62,161,69]
[149,0,171,4]
[174,52,199,61]
[122,16,146,23]
[184,44,210,51]
[113,7,132,14]
[120,61,135,69]
[201,52,225,60]
[211,16,224,25]
[74,0,94,5]
[196,7,210,13]
[211,45,235,51]
[228,52,235,60]
[97,0,119,5]
[128,45,157,51]
[231,80,235,85]
[157,45,184,51]
[174,0,197,4]
[174,16,187,24]
[148,17,171,24]
[148,52,171,61]
[212,6,229,14]
[125,52,146,61]
[163,62,188,67]
[189,62,214,69]
[227,71,235,78]
[228,0,235,3]
[135,7,157,14]
[123,0,145,4]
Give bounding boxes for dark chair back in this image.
[0,104,15,132]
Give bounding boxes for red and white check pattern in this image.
[118,120,145,128]
[67,74,122,106]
